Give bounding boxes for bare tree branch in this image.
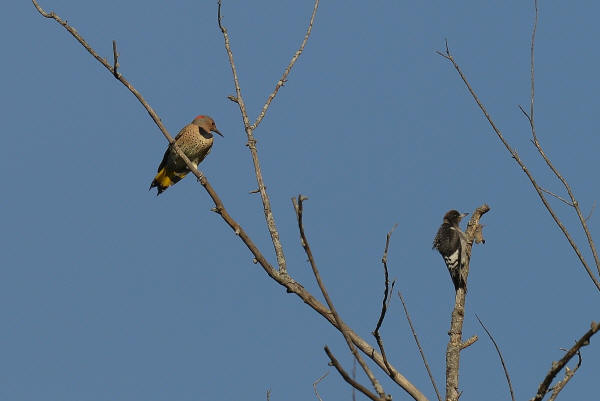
[324,346,384,401]
[293,195,389,401]
[445,204,489,401]
[398,291,442,401]
[530,321,600,401]
[537,186,573,207]
[218,0,288,273]
[252,0,320,131]
[475,314,515,401]
[313,372,329,401]
[547,349,581,401]
[372,225,397,382]
[33,2,426,399]
[436,40,600,292]
[521,0,600,278]
[460,335,478,350]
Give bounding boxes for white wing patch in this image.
[444,249,460,269]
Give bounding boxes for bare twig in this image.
[372,225,397,381]
[218,0,288,273]
[584,201,596,222]
[475,314,515,401]
[445,204,489,401]
[398,291,442,401]
[437,39,600,291]
[324,346,383,401]
[530,321,599,401]
[547,349,581,401]
[460,335,478,350]
[522,0,600,279]
[293,196,389,401]
[538,186,573,207]
[313,372,329,401]
[252,0,319,130]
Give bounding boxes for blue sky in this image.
[2,1,599,400]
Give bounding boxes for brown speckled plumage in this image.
[150,115,222,195]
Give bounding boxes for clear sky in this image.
[2,1,599,400]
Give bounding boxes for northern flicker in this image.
[150,115,223,195]
[433,210,469,291]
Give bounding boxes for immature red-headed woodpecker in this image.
[432,210,469,291]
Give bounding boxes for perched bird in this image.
[432,210,469,291]
[150,115,223,195]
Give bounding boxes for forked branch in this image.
[530,321,599,401]
[436,39,600,292]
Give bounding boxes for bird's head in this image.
[443,210,469,225]
[192,115,223,137]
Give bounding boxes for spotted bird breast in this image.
[177,125,214,166]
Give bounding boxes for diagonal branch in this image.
[547,349,581,401]
[324,346,383,401]
[398,291,442,401]
[437,40,600,292]
[293,196,389,401]
[218,0,288,273]
[520,0,600,278]
[530,321,599,401]
[252,0,320,131]
[313,372,328,401]
[475,314,515,401]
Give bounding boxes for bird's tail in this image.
[149,167,186,195]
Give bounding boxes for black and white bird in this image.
[433,210,469,291]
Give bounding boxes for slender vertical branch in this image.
[372,225,397,381]
[218,0,287,273]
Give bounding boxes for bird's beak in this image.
[213,128,224,137]
[460,212,469,218]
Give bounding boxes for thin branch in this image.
[218,0,287,274]
[398,291,442,401]
[266,388,272,401]
[523,0,600,278]
[445,205,490,401]
[31,0,289,294]
[530,321,599,401]
[252,0,319,130]
[538,186,573,207]
[34,3,425,399]
[460,335,478,350]
[437,40,600,292]
[547,349,581,401]
[324,346,383,401]
[475,314,515,401]
[293,196,389,401]
[584,201,596,222]
[372,225,397,381]
[313,372,329,401]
